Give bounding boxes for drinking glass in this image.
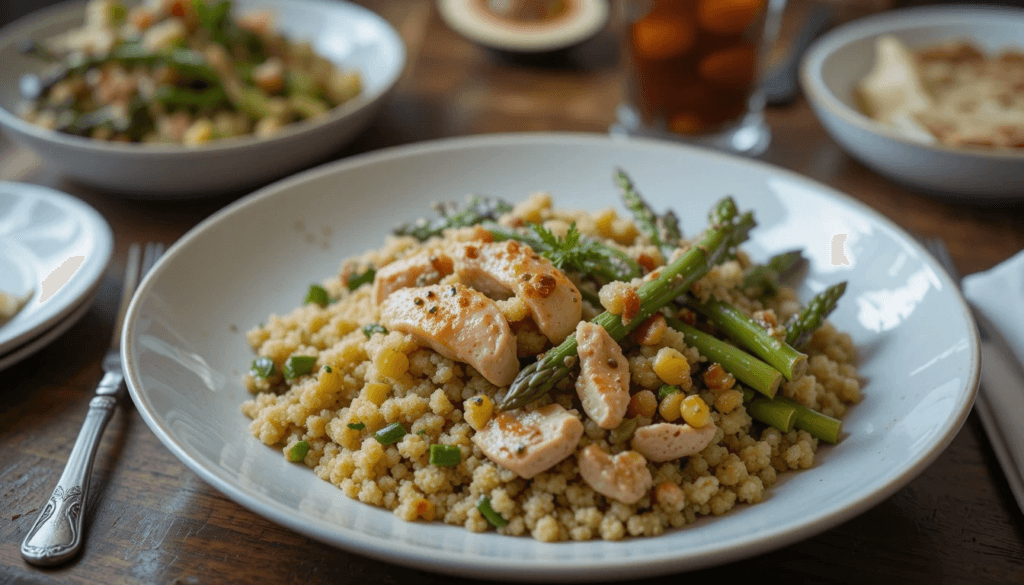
[612,0,787,156]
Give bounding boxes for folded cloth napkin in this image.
[963,249,1024,514]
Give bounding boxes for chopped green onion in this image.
[476,495,508,528]
[347,422,365,431]
[416,429,428,436]
[110,2,127,24]
[305,284,331,307]
[362,324,388,338]
[374,422,406,445]
[283,356,317,379]
[429,444,462,467]
[249,357,275,379]
[288,440,310,462]
[347,267,376,291]
[323,365,333,373]
[657,384,680,400]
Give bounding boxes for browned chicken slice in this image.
[379,284,518,386]
[452,240,582,344]
[577,445,653,504]
[372,251,454,305]
[574,322,630,429]
[472,403,584,479]
[630,422,718,462]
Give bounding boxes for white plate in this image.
[122,133,979,581]
[0,289,95,371]
[800,6,1024,200]
[0,0,405,197]
[0,181,112,355]
[438,0,609,53]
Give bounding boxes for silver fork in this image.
[20,242,165,566]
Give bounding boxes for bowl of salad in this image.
[0,0,406,197]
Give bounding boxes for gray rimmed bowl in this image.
[800,5,1024,201]
[0,0,405,198]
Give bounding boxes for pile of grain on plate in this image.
[241,194,861,542]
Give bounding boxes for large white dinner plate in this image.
[0,181,112,355]
[123,134,980,581]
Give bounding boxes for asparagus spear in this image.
[740,387,842,443]
[784,282,848,349]
[748,397,797,433]
[616,170,664,252]
[773,396,843,444]
[665,317,782,398]
[742,249,805,297]
[690,297,807,380]
[497,197,753,410]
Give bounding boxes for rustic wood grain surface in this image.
[3,1,1024,583]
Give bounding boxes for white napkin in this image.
[963,249,1024,513]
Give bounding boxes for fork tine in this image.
[141,242,165,277]
[109,243,163,351]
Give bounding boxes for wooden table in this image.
[3,2,1024,583]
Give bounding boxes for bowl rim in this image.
[0,0,407,156]
[799,4,1024,162]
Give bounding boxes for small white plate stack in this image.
[0,182,113,371]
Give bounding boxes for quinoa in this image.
[241,193,861,542]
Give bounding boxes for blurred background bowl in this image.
[0,0,405,198]
[800,5,1024,201]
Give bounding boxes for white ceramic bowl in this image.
[800,6,1024,200]
[122,133,979,581]
[0,0,405,198]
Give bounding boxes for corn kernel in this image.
[464,395,495,431]
[681,395,711,428]
[653,347,691,386]
[598,282,631,315]
[633,314,667,346]
[182,118,215,146]
[318,366,343,395]
[714,389,744,414]
[658,392,685,422]
[376,347,409,379]
[594,208,617,238]
[611,218,639,244]
[363,382,390,406]
[627,390,658,418]
[703,363,735,390]
[498,297,529,322]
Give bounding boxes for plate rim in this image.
[122,132,981,580]
[0,181,113,354]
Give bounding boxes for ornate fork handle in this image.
[20,242,163,566]
[20,371,123,565]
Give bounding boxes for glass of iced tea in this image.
[613,0,786,155]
